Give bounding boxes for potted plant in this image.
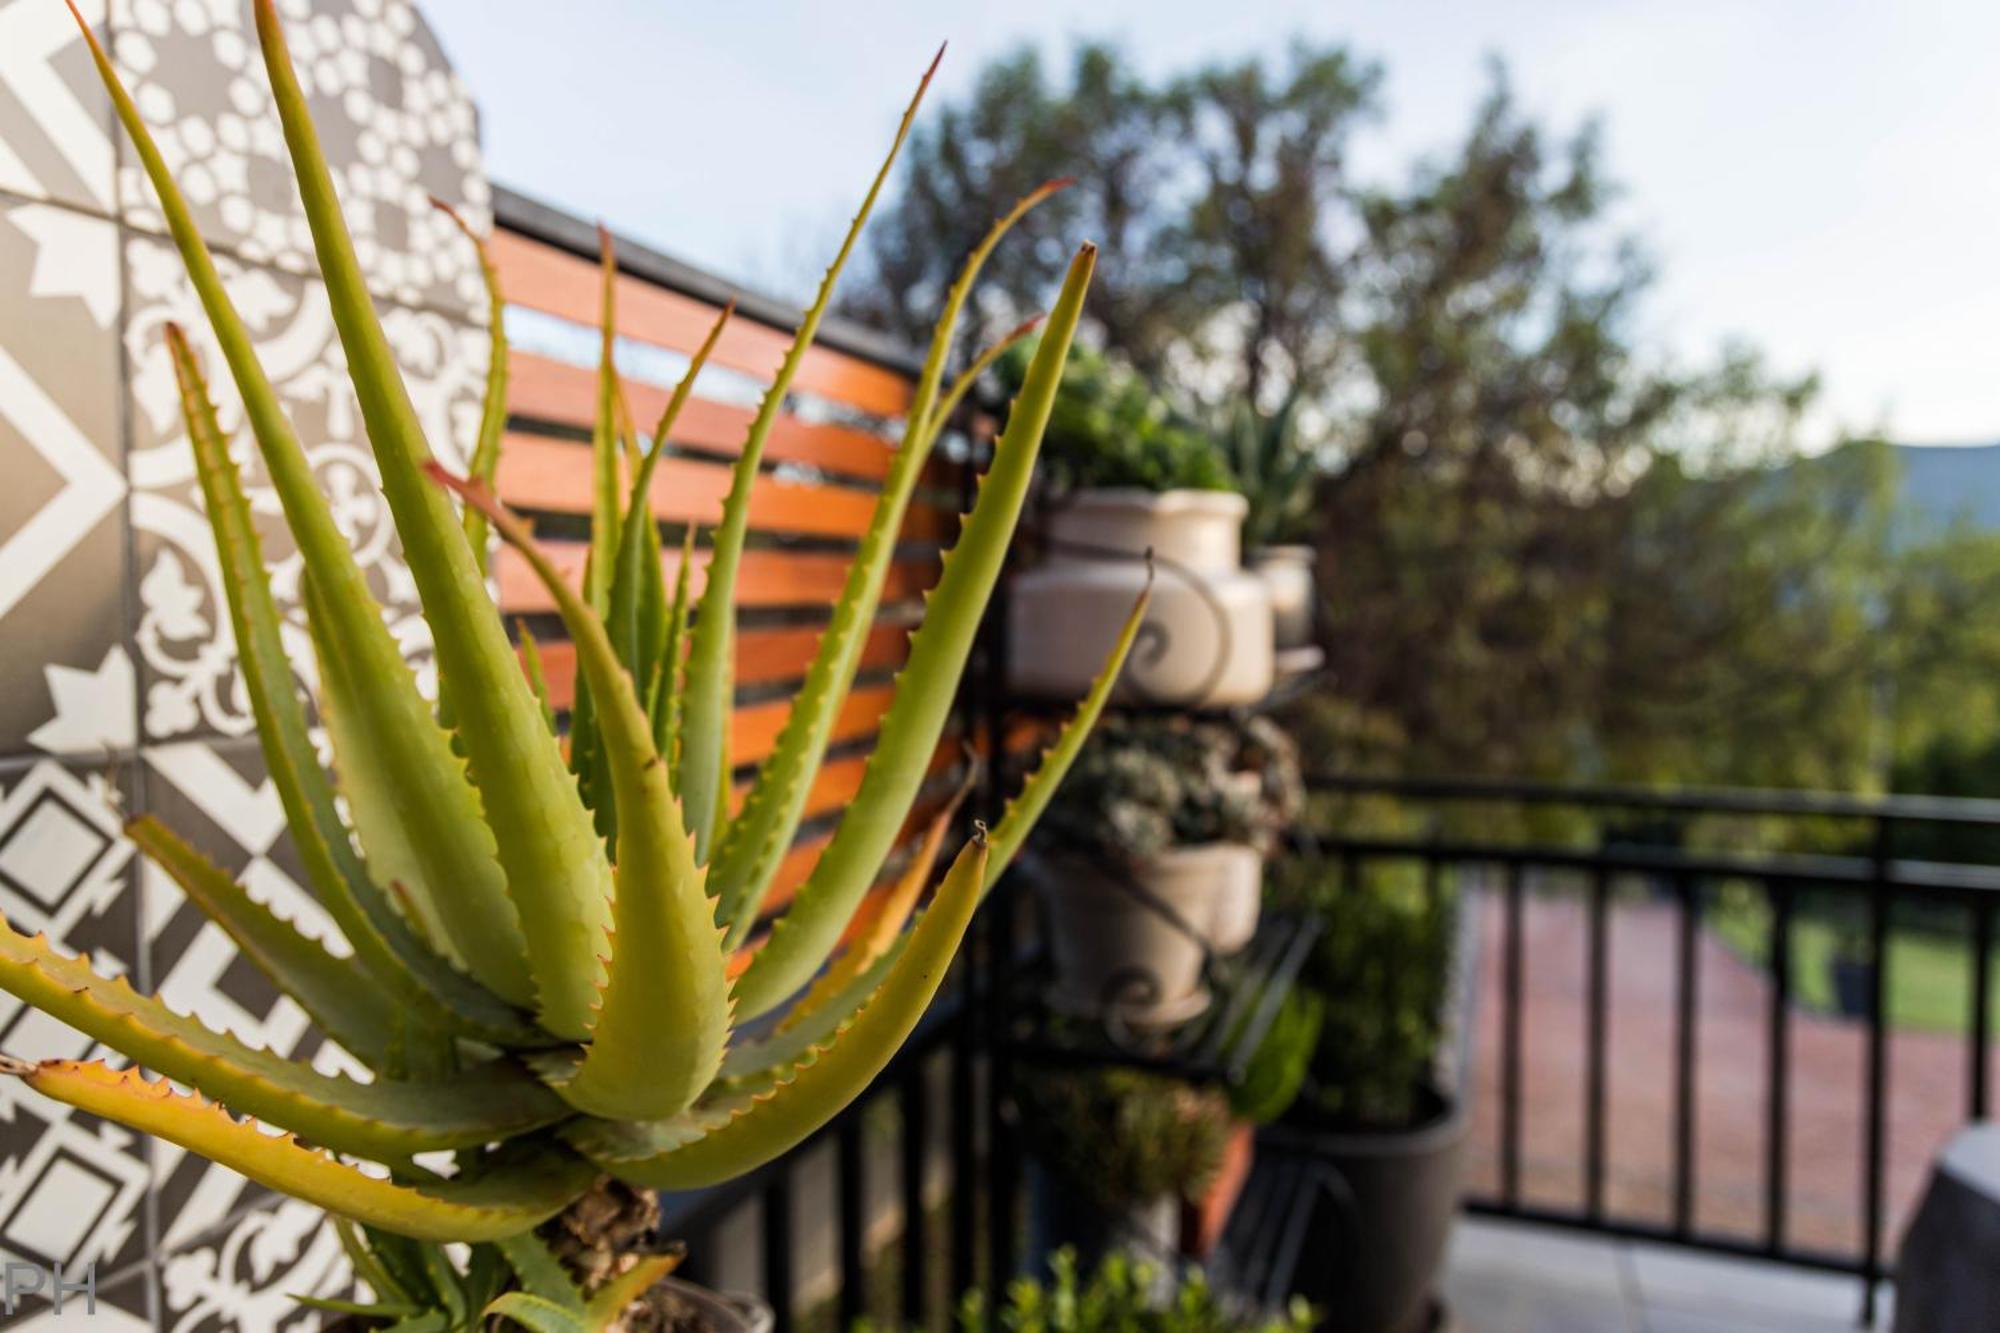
[1266,857,1464,1333]
[1220,394,1322,661]
[6,12,1138,1330]
[1017,1067,1235,1273]
[1036,715,1304,1025]
[947,1247,1314,1333]
[1004,347,1276,708]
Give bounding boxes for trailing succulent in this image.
[1040,715,1303,865]
[0,0,1146,1271]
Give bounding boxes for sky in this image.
[419,0,2000,447]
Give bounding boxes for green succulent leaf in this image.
[440,470,730,1122]
[710,180,1066,943]
[731,242,1097,1020]
[572,833,986,1187]
[0,1058,591,1241]
[679,48,942,863]
[495,1232,588,1309]
[434,198,511,576]
[0,917,566,1161]
[251,0,614,1041]
[518,621,559,735]
[655,530,697,773]
[125,816,399,1064]
[167,326,533,1052]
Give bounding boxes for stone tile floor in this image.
[1445,1217,1893,1332]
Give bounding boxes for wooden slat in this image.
[497,541,937,614]
[491,229,912,417]
[511,353,896,480]
[525,621,911,709]
[732,684,893,766]
[496,434,954,542]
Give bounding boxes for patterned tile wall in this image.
[0,1,492,1326]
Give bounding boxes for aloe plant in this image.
[3,0,1147,1252]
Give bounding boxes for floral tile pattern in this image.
[109,0,491,315]
[122,231,486,745]
[0,198,130,758]
[0,0,115,216]
[0,0,492,1325]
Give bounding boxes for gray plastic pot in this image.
[1276,1086,1468,1333]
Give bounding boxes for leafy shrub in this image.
[1227,991,1324,1125]
[1004,343,1234,494]
[1042,714,1304,864]
[953,1250,1314,1333]
[1014,1067,1233,1214]
[1270,858,1456,1129]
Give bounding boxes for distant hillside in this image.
[1896,443,2000,530]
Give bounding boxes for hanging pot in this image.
[1010,489,1274,709]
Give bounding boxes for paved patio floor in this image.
[1445,1216,1892,1331]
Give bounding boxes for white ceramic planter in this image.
[1010,489,1274,708]
[1042,842,1264,1026]
[1250,544,1316,652]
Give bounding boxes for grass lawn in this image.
[1712,903,2000,1036]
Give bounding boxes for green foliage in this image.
[1227,991,1322,1125]
[1270,858,1455,1129]
[3,5,1143,1248]
[947,1251,1314,1333]
[1001,342,1232,494]
[1040,714,1303,864]
[1014,1068,1232,1214]
[1221,393,1320,549]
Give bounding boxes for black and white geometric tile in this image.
[0,0,492,1325]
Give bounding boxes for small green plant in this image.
[1220,394,1321,550]
[0,1,1147,1255]
[1014,1067,1233,1216]
[1270,858,1455,1128]
[953,1250,1313,1333]
[1003,343,1234,494]
[1041,715,1303,865]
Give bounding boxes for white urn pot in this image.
[1042,843,1265,1028]
[1009,489,1275,708]
[1249,544,1316,652]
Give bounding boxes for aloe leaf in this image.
[983,577,1150,893]
[714,937,904,1086]
[655,531,697,771]
[731,244,1096,1019]
[168,327,533,1049]
[496,1233,587,1309]
[302,572,534,1009]
[0,1058,591,1241]
[291,1295,425,1319]
[519,621,558,735]
[710,179,1067,942]
[925,315,1045,444]
[433,198,510,577]
[0,921,569,1160]
[572,835,986,1188]
[589,225,622,615]
[250,0,613,1040]
[778,770,968,1030]
[335,1217,411,1305]
[597,304,733,842]
[680,49,944,863]
[439,471,731,1121]
[125,815,397,1064]
[585,1253,683,1326]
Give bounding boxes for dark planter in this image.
[1830,955,1875,1018]
[1274,1085,1468,1333]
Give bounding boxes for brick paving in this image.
[1463,884,1996,1260]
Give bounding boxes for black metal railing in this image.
[1307,773,2000,1326]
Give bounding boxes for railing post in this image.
[1765,878,1793,1254]
[837,1114,867,1329]
[1584,866,1610,1224]
[1971,896,1992,1121]
[1501,860,1525,1209]
[1860,817,1892,1327]
[1673,872,1700,1239]
[763,1165,794,1333]
[901,1061,930,1326]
